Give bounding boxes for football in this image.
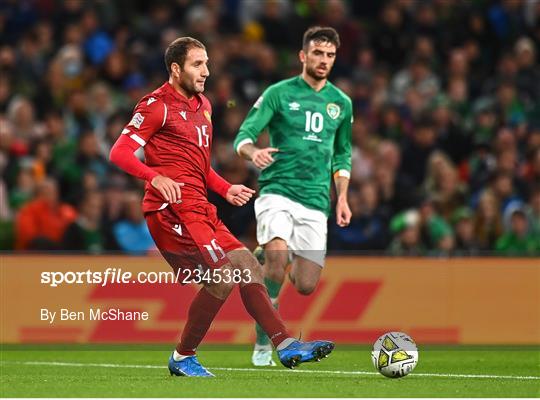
[371,332,419,378]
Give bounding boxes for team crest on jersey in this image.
[326,103,340,120]
[204,109,211,122]
[128,112,144,129]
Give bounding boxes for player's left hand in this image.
[336,198,351,227]
[226,184,256,206]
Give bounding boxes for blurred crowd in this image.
[1,0,539,256]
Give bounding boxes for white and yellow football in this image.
[372,332,419,378]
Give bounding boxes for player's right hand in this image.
[252,147,279,169]
[151,175,184,204]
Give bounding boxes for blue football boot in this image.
[168,353,215,377]
[277,340,335,369]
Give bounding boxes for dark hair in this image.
[164,37,205,74]
[510,209,527,219]
[302,26,340,50]
[415,114,435,130]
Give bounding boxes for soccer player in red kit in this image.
[109,37,334,377]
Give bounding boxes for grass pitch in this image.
[1,344,539,397]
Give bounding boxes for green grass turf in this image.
[1,344,539,397]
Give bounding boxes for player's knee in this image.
[244,257,264,283]
[295,281,317,296]
[264,257,286,283]
[206,280,234,300]
[265,251,288,271]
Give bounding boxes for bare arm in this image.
[238,142,279,169]
[334,174,351,227]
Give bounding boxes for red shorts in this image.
[145,203,244,282]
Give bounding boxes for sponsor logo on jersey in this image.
[204,109,211,122]
[302,134,323,142]
[146,97,157,105]
[326,103,340,119]
[253,96,263,109]
[128,112,144,129]
[289,101,301,111]
[179,111,187,120]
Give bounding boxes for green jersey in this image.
[234,76,352,215]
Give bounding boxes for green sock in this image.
[264,277,283,299]
[255,278,283,347]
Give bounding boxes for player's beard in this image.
[180,77,203,96]
[305,63,329,81]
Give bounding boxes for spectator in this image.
[350,118,376,182]
[466,141,497,193]
[60,130,110,203]
[446,77,472,126]
[45,109,76,174]
[495,208,540,256]
[15,178,77,250]
[9,168,34,210]
[514,37,540,101]
[494,81,528,129]
[112,192,155,255]
[373,141,416,215]
[387,210,424,256]
[410,3,442,45]
[522,147,540,189]
[473,190,503,250]
[490,171,522,214]
[418,197,454,256]
[446,49,470,90]
[88,82,117,143]
[453,11,496,81]
[451,207,480,256]
[7,96,42,146]
[370,68,391,112]
[526,187,540,236]
[329,180,390,252]
[0,179,14,249]
[423,151,468,221]
[64,89,93,138]
[401,116,438,186]
[320,0,364,68]
[27,138,53,183]
[372,3,409,69]
[352,46,376,87]
[377,104,404,143]
[256,0,292,50]
[469,101,498,150]
[496,146,529,198]
[432,94,470,164]
[101,174,128,251]
[62,190,105,253]
[391,57,440,105]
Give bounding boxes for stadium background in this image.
[0,0,539,346]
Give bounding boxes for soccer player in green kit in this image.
[233,26,353,366]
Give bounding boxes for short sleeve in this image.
[233,85,279,153]
[121,95,166,147]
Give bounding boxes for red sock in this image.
[240,283,290,348]
[176,287,225,356]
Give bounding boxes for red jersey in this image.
[121,82,215,212]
